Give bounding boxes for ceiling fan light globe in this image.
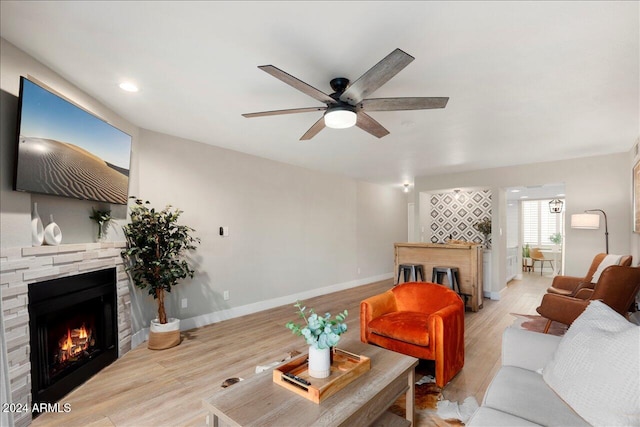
[324,109,357,129]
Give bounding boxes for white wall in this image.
[132,129,406,333]
[628,136,640,264]
[416,152,632,295]
[357,180,408,276]
[506,202,519,248]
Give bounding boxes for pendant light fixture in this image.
[549,199,563,213]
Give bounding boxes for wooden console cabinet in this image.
[394,242,484,312]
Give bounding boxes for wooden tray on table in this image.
[272,347,371,403]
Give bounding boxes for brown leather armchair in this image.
[360,282,464,387]
[546,253,632,297]
[536,265,640,333]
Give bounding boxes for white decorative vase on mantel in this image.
[31,202,44,246]
[307,346,331,378]
[44,214,62,246]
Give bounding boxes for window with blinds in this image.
[522,199,564,246]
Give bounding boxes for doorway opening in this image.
[506,183,566,280]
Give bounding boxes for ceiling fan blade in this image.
[300,116,326,140]
[356,112,390,139]
[242,106,327,118]
[340,49,414,105]
[258,65,336,105]
[300,116,325,141]
[360,97,449,111]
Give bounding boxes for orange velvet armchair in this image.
[537,265,640,333]
[360,282,465,387]
[546,253,632,297]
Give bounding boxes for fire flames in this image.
[57,324,94,363]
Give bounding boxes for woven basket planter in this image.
[148,318,181,350]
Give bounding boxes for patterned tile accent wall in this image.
[0,242,131,427]
[430,190,492,244]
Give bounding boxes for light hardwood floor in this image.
[31,271,552,427]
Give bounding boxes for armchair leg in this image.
[543,319,552,334]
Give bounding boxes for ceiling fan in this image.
[242,48,449,140]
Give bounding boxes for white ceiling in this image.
[1,1,638,187]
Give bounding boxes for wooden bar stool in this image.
[397,263,425,284]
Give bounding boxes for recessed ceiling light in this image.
[520,196,529,199]
[119,82,139,92]
[556,193,565,197]
[510,189,521,193]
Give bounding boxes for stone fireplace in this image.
[0,242,132,427]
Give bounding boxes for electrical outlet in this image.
[223,290,230,300]
[181,298,188,308]
[357,267,361,275]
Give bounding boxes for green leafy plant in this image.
[121,197,200,324]
[549,232,562,245]
[286,301,348,349]
[89,208,112,240]
[473,217,492,235]
[523,243,530,258]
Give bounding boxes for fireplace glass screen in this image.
[29,268,117,409]
[46,299,101,381]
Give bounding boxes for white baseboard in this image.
[131,329,148,349]
[130,272,393,349]
[484,284,508,301]
[484,291,501,300]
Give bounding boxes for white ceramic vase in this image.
[308,346,331,378]
[31,203,44,246]
[44,214,62,246]
[97,221,109,242]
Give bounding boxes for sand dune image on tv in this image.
[16,136,129,205]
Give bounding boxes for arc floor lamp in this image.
[571,209,609,254]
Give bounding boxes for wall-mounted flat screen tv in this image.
[14,77,132,204]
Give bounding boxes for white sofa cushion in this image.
[466,407,542,426]
[543,300,640,426]
[502,327,562,371]
[483,366,589,426]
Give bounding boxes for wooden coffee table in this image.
[203,338,418,426]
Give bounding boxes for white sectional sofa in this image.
[468,301,640,426]
[467,328,588,426]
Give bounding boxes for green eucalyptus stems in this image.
[286,300,348,349]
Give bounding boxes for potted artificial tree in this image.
[121,197,200,350]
